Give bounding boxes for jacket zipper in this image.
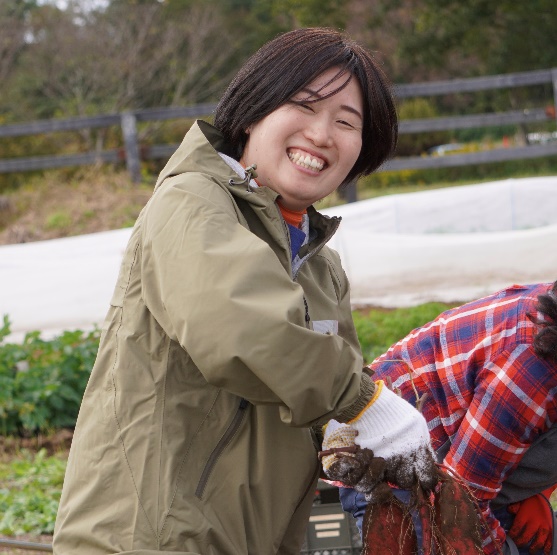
[275,203,339,327]
[293,218,340,327]
[195,398,249,499]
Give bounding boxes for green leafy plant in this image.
[0,303,456,436]
[0,449,66,535]
[0,316,99,436]
[1,303,553,540]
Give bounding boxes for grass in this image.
[0,166,152,245]
[354,302,457,363]
[3,157,557,244]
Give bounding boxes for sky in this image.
[37,0,110,10]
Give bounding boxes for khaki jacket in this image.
[53,121,371,555]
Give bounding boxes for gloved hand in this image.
[320,419,387,497]
[348,380,437,491]
[508,489,555,555]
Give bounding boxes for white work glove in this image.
[320,419,385,493]
[349,380,437,490]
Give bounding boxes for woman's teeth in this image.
[288,152,324,171]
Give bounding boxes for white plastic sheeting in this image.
[1,176,556,342]
[323,176,557,307]
[1,229,131,342]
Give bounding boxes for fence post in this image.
[341,180,358,203]
[121,111,141,183]
[552,68,557,129]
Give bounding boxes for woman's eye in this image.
[298,103,314,112]
[338,119,355,129]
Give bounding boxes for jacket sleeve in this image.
[140,176,367,426]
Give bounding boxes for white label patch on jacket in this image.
[312,320,338,335]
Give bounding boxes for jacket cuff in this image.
[334,372,376,423]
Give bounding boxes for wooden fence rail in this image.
[1,68,556,187]
[0,538,52,552]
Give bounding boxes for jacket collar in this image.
[155,120,341,261]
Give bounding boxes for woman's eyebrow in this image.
[298,87,363,121]
[340,104,363,121]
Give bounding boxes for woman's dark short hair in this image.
[214,27,398,185]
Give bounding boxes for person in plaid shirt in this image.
[338,280,557,555]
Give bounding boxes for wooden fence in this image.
[1,68,556,189]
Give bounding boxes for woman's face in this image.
[240,67,364,211]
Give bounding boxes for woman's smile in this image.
[287,148,327,172]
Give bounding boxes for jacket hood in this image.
[154,120,240,192]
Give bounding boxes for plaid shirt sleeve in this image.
[445,343,556,554]
[369,284,557,555]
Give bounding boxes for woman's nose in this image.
[304,117,333,147]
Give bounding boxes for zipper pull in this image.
[229,164,258,192]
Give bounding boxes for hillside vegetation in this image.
[0,167,152,245]
[4,150,557,246]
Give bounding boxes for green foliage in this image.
[0,301,451,539]
[0,298,554,537]
[359,154,557,194]
[0,301,453,438]
[353,302,455,363]
[267,0,349,28]
[398,0,557,77]
[395,98,451,156]
[0,316,99,436]
[0,449,65,535]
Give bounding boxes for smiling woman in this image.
[51,28,434,555]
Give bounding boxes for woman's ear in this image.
[245,126,251,135]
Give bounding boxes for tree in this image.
[394,0,557,78]
[13,0,238,116]
[4,0,240,150]
[0,1,39,112]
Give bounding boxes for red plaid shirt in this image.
[369,283,557,554]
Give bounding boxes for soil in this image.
[0,429,73,462]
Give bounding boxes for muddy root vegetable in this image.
[430,469,484,554]
[361,466,484,555]
[320,444,486,554]
[362,492,417,555]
